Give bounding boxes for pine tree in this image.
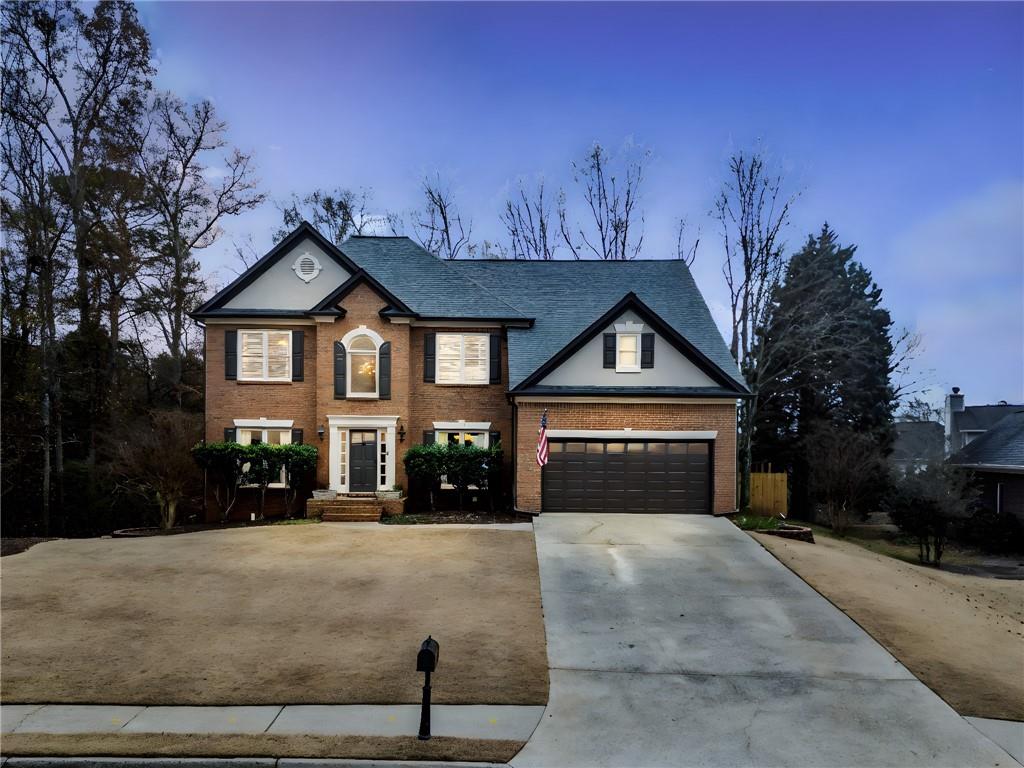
[754,224,895,518]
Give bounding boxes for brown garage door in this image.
[542,439,711,514]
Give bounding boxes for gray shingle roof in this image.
[949,410,1024,469]
[337,237,527,319]
[448,259,745,391]
[957,404,1024,432]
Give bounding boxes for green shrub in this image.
[733,514,781,531]
[191,441,246,522]
[955,506,1024,554]
[403,443,447,511]
[403,442,503,512]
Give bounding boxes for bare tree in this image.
[277,187,373,244]
[559,142,649,260]
[133,94,264,389]
[501,179,558,259]
[2,0,153,331]
[414,175,472,259]
[806,425,886,534]
[674,217,700,266]
[0,109,72,534]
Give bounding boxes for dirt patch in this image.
[0,732,523,762]
[755,532,1024,720]
[1,525,548,706]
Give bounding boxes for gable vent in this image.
[291,252,322,283]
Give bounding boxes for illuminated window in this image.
[348,334,378,397]
[237,427,290,486]
[616,333,640,373]
[239,330,291,381]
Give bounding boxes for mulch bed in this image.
[381,510,527,524]
[1,538,59,557]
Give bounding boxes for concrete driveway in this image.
[513,515,1017,768]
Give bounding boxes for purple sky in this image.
[139,1,1024,409]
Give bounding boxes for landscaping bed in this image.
[1,524,548,707]
[381,510,525,525]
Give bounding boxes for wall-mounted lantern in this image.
[398,422,407,443]
[317,424,325,441]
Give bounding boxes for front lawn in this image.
[755,531,1024,720]
[1,525,548,706]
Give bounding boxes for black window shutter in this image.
[489,431,501,450]
[291,428,303,445]
[334,341,347,399]
[292,330,304,381]
[379,341,391,400]
[423,430,435,444]
[603,333,616,368]
[641,333,655,368]
[225,330,237,380]
[424,332,436,383]
[224,427,236,443]
[489,333,501,384]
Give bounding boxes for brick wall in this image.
[204,323,319,446]
[515,400,738,515]
[314,283,412,488]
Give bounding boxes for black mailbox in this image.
[417,636,439,673]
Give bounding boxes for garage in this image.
[541,439,711,514]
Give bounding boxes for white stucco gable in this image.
[538,309,719,388]
[223,236,351,310]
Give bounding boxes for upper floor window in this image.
[239,330,291,381]
[348,334,378,397]
[437,333,489,385]
[616,333,640,373]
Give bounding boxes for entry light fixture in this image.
[317,424,325,441]
[398,422,407,443]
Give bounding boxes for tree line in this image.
[2,1,913,537]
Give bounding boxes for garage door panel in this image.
[543,439,712,514]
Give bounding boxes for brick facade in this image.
[514,400,738,515]
[204,289,737,519]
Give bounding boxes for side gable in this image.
[515,293,750,396]
[194,222,361,316]
[538,308,719,389]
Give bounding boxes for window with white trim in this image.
[239,330,291,381]
[437,333,489,384]
[379,429,387,488]
[348,334,378,396]
[436,430,489,448]
[338,429,348,487]
[616,333,640,373]
[238,427,291,486]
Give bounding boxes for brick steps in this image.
[308,496,382,523]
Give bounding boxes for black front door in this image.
[349,431,378,492]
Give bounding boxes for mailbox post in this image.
[416,635,439,740]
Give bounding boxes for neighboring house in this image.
[947,409,1024,522]
[193,222,748,518]
[890,420,944,474]
[944,387,1023,456]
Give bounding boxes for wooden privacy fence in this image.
[750,471,788,517]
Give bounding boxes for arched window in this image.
[348,334,378,396]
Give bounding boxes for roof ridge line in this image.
[438,258,529,318]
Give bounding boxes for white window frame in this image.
[236,425,291,488]
[436,333,490,385]
[616,332,641,373]
[238,329,292,382]
[342,326,383,399]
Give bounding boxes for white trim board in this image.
[202,318,316,326]
[513,396,739,405]
[546,429,717,440]
[433,420,492,431]
[234,418,295,429]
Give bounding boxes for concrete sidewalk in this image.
[0,703,544,742]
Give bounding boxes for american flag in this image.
[536,410,549,467]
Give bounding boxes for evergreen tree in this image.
[754,224,895,518]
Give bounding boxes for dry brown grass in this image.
[1,525,548,706]
[0,732,523,762]
[755,532,1024,720]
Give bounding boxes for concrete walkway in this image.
[0,704,544,742]
[512,514,1019,768]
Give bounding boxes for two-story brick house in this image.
[194,222,749,518]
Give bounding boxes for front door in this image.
[349,431,378,492]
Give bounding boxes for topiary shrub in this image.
[191,441,247,522]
